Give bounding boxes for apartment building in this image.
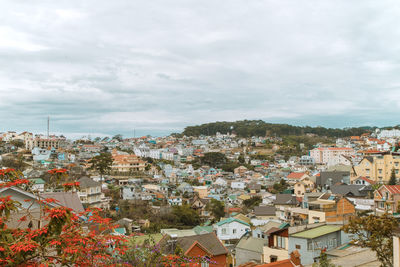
[77,177,102,208]
[354,153,400,183]
[310,147,354,165]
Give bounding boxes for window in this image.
[270,256,277,262]
[233,229,237,234]
[222,228,227,235]
[378,169,382,174]
[379,202,385,209]
[296,245,301,249]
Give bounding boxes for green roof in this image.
[291,225,341,239]
[193,225,213,235]
[30,178,46,184]
[216,217,250,227]
[114,227,126,235]
[130,234,163,246]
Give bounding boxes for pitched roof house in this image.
[159,232,228,267]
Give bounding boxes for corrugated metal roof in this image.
[290,225,341,239]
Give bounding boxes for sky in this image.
[1,0,400,138]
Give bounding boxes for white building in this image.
[309,147,354,165]
[213,218,251,241]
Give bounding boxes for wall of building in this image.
[235,248,262,266]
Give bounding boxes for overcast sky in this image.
[1,0,400,138]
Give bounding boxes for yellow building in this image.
[354,154,400,183]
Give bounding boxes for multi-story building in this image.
[111,150,146,174]
[354,153,400,183]
[77,177,102,208]
[310,147,354,165]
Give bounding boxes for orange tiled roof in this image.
[287,172,306,179]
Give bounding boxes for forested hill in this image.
[182,120,374,138]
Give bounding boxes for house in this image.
[231,181,246,190]
[214,217,251,241]
[288,224,351,265]
[168,196,182,206]
[286,173,309,184]
[234,166,248,176]
[330,184,372,198]
[307,194,355,224]
[159,232,228,267]
[0,187,83,229]
[238,251,302,267]
[193,186,209,198]
[263,225,290,263]
[274,195,298,222]
[29,178,46,193]
[293,180,314,198]
[317,171,350,189]
[177,182,194,194]
[235,235,266,266]
[191,195,210,217]
[374,184,400,214]
[352,176,375,186]
[77,176,102,208]
[254,206,277,220]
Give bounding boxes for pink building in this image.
[309,147,354,165]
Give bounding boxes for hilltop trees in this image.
[182,120,371,138]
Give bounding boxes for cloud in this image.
[0,0,400,137]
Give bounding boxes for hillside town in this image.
[1,127,400,266]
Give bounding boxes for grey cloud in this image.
[0,0,400,137]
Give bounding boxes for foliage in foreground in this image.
[342,214,398,267]
[0,168,206,266]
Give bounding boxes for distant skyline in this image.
[1,0,400,138]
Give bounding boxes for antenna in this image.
[47,116,50,138]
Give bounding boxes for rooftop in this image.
[290,225,341,239]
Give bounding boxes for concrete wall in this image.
[235,248,262,266]
[263,245,288,263]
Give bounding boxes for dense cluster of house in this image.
[2,128,400,266]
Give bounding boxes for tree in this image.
[172,205,200,226]
[0,168,127,266]
[242,196,262,209]
[112,134,123,142]
[199,152,227,168]
[343,214,398,267]
[271,179,288,194]
[389,168,397,185]
[312,249,338,267]
[206,199,225,221]
[10,139,24,148]
[0,169,202,266]
[89,152,113,181]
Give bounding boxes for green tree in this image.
[242,196,262,209]
[206,199,225,221]
[342,214,398,267]
[89,152,113,181]
[199,152,227,168]
[10,139,24,148]
[112,134,123,142]
[389,168,397,185]
[238,153,245,164]
[172,205,200,226]
[312,249,337,267]
[271,179,288,194]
